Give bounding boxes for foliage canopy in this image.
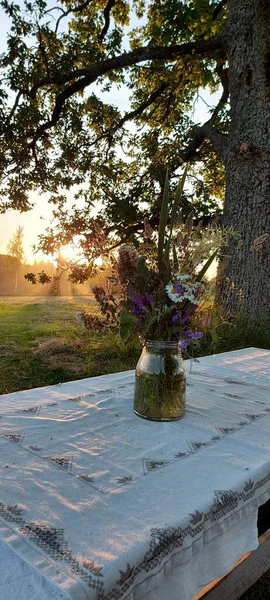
[0,0,229,280]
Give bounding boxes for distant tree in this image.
[6,226,25,292]
[6,226,25,262]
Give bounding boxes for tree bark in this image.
[216,0,270,322]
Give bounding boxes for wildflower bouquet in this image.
[117,245,205,349]
[109,168,217,348]
[85,168,219,421]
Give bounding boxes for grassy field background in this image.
[1,295,269,395]
[0,296,269,599]
[0,296,141,394]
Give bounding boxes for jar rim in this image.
[145,339,180,347]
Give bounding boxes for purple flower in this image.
[182,310,191,323]
[171,312,182,325]
[180,339,190,349]
[182,306,197,322]
[129,290,146,311]
[186,330,203,340]
[135,294,146,310]
[129,289,155,316]
[174,282,184,295]
[180,330,203,349]
[131,304,142,316]
[145,292,155,309]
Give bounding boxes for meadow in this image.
[0,296,269,599]
[0,296,140,395]
[0,295,269,396]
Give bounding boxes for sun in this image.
[59,245,78,261]
[59,246,103,266]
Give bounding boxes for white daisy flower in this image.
[176,274,191,282]
[183,293,199,304]
[165,283,185,303]
[182,280,200,293]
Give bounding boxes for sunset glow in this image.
[59,246,104,267]
[94,256,103,266]
[59,245,79,261]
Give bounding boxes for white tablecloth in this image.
[0,347,269,600]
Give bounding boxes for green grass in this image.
[0,297,269,395]
[195,314,270,357]
[0,297,140,394]
[0,297,269,600]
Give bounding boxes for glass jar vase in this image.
[134,340,186,421]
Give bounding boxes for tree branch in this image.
[212,0,227,21]
[6,91,22,124]
[215,63,229,104]
[25,34,224,147]
[116,82,169,129]
[183,119,227,162]
[54,0,93,32]
[98,0,116,41]
[200,122,227,155]
[90,84,169,159]
[25,35,223,99]
[183,66,229,162]
[104,212,221,253]
[45,6,65,15]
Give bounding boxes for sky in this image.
[0,4,220,264]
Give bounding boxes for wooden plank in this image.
[194,529,270,600]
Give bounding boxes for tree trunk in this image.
[14,271,18,294]
[216,0,270,322]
